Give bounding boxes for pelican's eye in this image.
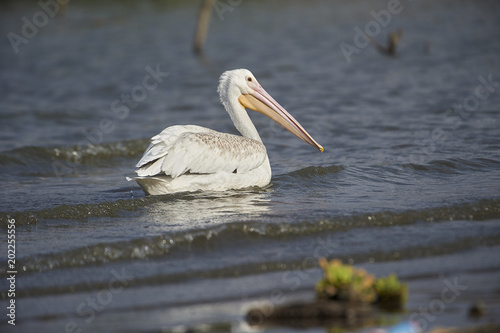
[246,77,253,82]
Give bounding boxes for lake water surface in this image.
[1,0,500,332]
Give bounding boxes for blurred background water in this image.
[0,0,500,332]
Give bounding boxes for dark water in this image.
[1,0,500,332]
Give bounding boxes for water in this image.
[1,0,500,332]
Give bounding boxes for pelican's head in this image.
[218,69,324,152]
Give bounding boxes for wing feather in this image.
[135,125,267,178]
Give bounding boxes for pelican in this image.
[132,69,323,195]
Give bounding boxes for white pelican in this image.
[133,69,323,195]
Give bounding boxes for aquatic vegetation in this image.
[316,258,407,308]
[375,274,409,308]
[315,258,377,303]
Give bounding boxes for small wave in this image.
[7,198,500,276]
[1,139,150,165]
[51,139,149,164]
[0,195,163,226]
[273,165,345,189]
[0,139,149,177]
[402,157,500,174]
[287,165,345,178]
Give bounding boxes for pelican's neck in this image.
[220,90,262,143]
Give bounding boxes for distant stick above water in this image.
[193,0,216,55]
[371,29,403,56]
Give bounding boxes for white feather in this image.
[135,125,267,179]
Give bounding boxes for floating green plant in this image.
[315,258,408,308]
[375,273,408,308]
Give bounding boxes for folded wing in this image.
[136,125,267,178]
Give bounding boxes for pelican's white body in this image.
[132,69,322,195]
[134,125,271,195]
